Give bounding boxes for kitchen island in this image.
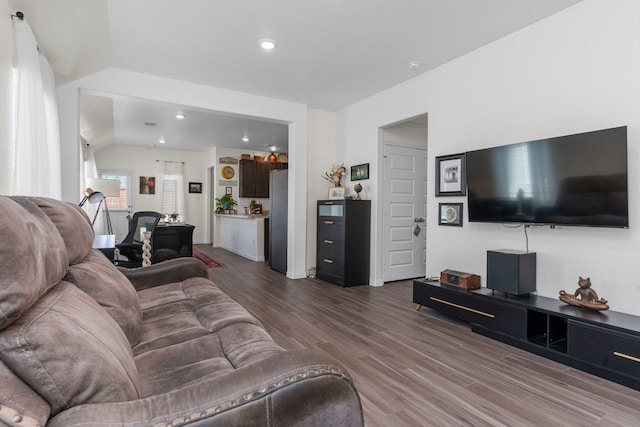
[215,213,268,261]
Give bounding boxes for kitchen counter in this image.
[215,213,269,219]
[215,214,267,261]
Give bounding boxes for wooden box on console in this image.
[440,269,481,290]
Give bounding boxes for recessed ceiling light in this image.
[175,113,185,120]
[242,136,250,142]
[270,146,277,151]
[408,61,422,70]
[258,39,277,50]
[159,138,166,144]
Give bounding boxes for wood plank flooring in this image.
[197,245,640,426]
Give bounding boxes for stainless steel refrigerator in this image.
[269,169,288,274]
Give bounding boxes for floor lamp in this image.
[83,178,121,235]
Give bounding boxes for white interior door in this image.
[98,169,133,243]
[382,144,427,282]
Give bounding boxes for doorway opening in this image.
[379,114,428,283]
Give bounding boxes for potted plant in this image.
[215,193,238,214]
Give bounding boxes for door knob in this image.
[414,218,425,223]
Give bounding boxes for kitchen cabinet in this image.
[239,159,287,198]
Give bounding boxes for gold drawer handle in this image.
[323,239,334,244]
[429,297,495,318]
[324,221,334,225]
[614,352,640,363]
[323,259,334,264]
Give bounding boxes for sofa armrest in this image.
[119,257,209,291]
[47,350,363,427]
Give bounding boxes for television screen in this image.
[466,126,628,228]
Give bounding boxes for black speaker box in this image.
[487,250,536,295]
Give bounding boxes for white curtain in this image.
[12,18,61,198]
[158,161,186,221]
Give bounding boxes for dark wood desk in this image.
[93,234,115,260]
[151,224,195,263]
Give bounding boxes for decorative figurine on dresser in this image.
[316,199,371,287]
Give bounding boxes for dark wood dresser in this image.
[316,199,371,287]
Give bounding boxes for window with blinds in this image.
[162,177,178,214]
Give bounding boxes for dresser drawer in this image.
[317,238,344,259]
[568,321,640,379]
[317,256,344,276]
[318,221,345,241]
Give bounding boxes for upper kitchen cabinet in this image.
[239,159,287,198]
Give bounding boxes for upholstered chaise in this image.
[0,196,363,426]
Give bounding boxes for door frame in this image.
[375,114,428,286]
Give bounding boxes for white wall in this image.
[94,144,213,243]
[0,1,13,195]
[337,0,640,315]
[383,120,428,150]
[57,68,308,278]
[307,108,337,275]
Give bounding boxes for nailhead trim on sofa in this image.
[152,366,349,427]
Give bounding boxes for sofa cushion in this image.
[134,277,262,355]
[66,250,143,345]
[0,359,50,427]
[135,334,234,397]
[0,281,140,416]
[0,196,68,330]
[22,196,94,266]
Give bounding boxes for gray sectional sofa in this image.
[0,196,363,426]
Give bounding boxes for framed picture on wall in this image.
[350,163,369,181]
[438,203,463,226]
[189,182,202,194]
[435,153,466,196]
[139,176,155,194]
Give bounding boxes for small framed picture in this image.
[436,153,466,196]
[351,163,369,181]
[225,186,232,195]
[328,186,346,200]
[439,203,463,226]
[188,182,202,194]
[140,176,155,194]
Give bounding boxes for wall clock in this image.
[221,166,235,179]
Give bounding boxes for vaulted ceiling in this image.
[9,0,582,152]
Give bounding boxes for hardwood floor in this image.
[197,245,640,426]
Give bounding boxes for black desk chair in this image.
[115,211,162,267]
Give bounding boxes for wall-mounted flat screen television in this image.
[466,126,628,228]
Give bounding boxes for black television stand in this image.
[413,279,640,391]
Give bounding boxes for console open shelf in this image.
[413,280,640,391]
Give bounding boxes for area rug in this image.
[192,249,223,268]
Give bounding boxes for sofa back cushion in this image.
[0,197,68,330]
[24,196,94,265]
[0,281,141,416]
[66,250,143,346]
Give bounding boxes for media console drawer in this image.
[568,321,640,380]
[413,281,527,338]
